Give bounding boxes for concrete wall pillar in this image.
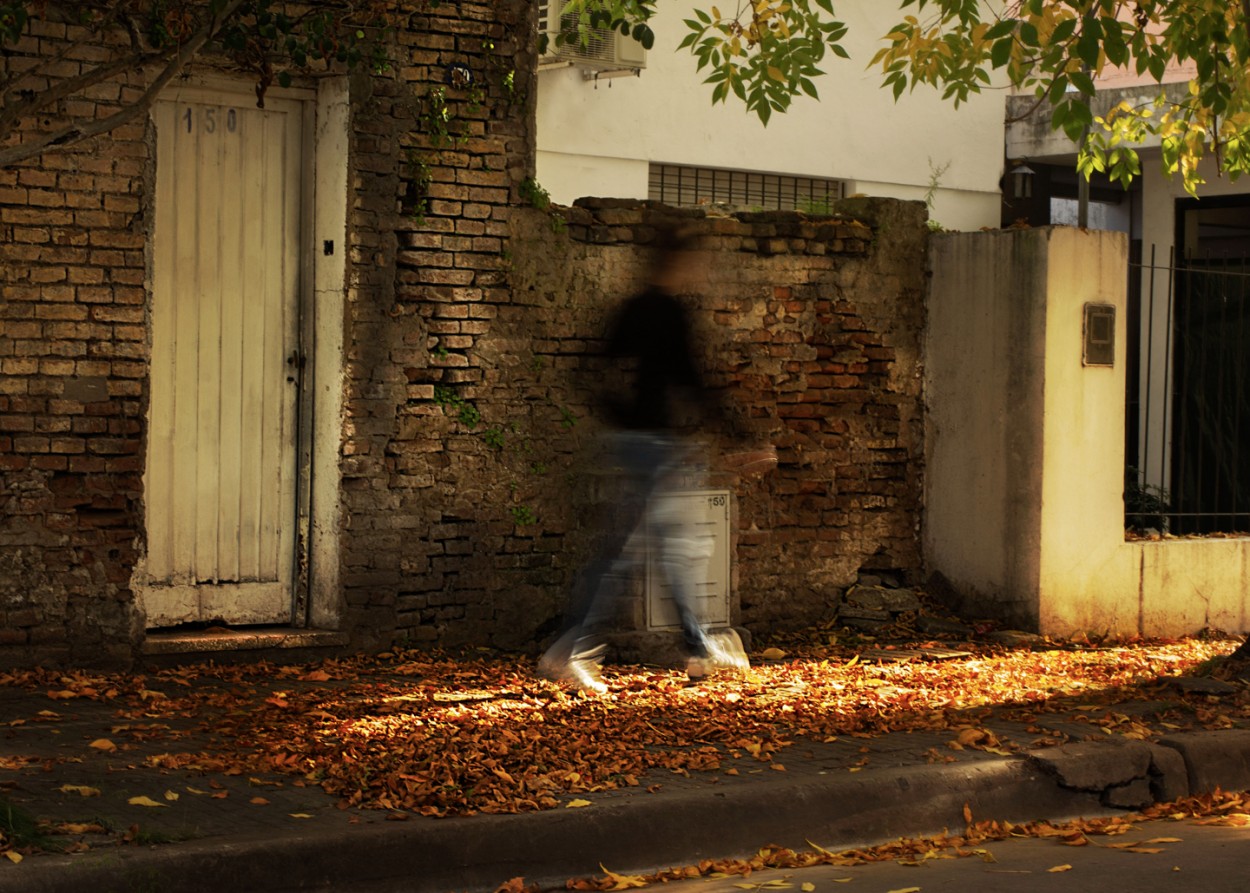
[926,226,1134,634]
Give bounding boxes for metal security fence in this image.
[1127,246,1250,535]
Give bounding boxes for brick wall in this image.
[367,196,929,651]
[336,0,538,652]
[0,16,149,668]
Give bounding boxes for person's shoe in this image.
[539,643,608,695]
[706,629,749,672]
[686,656,710,681]
[566,653,609,695]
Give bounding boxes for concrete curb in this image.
[5,730,1250,893]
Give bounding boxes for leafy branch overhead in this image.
[870,0,1250,194]
[569,0,1250,194]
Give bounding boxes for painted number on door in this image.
[183,106,239,134]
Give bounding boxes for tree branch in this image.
[0,51,168,140]
[0,0,249,168]
[0,1,130,97]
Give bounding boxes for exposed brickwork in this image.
[489,198,928,643]
[335,0,538,652]
[0,15,149,668]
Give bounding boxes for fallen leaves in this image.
[57,784,100,798]
[127,796,168,808]
[0,635,1246,837]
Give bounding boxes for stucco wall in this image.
[928,225,1250,638]
[924,229,1048,627]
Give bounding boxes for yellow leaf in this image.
[761,647,787,660]
[58,784,100,797]
[1125,847,1164,854]
[1144,837,1182,844]
[1049,864,1072,873]
[164,790,180,802]
[566,799,593,808]
[186,786,209,795]
[600,864,648,890]
[802,885,815,892]
[956,728,985,746]
[290,813,314,819]
[127,796,168,808]
[4,852,22,864]
[88,738,117,752]
[887,888,921,893]
[58,822,101,834]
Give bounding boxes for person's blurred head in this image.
[648,222,700,291]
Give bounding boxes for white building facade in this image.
[536,1,1007,232]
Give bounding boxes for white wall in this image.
[536,1,1005,231]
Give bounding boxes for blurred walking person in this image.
[539,224,757,694]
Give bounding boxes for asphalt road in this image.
[640,817,1250,893]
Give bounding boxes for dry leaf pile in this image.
[1,633,1248,857]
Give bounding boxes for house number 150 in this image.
[184,107,239,134]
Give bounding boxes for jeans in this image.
[549,430,714,662]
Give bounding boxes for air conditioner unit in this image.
[538,0,647,72]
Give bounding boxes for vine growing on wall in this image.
[397,27,527,223]
[430,350,582,527]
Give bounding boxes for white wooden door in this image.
[140,88,306,627]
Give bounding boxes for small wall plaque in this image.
[1083,302,1116,367]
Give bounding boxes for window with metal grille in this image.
[648,163,845,211]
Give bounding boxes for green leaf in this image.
[1076,30,1101,70]
[1050,17,1078,44]
[990,37,1013,68]
[984,19,1016,41]
[1069,70,1095,97]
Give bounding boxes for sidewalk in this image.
[2,644,1250,893]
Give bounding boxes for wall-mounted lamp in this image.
[1011,162,1036,199]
